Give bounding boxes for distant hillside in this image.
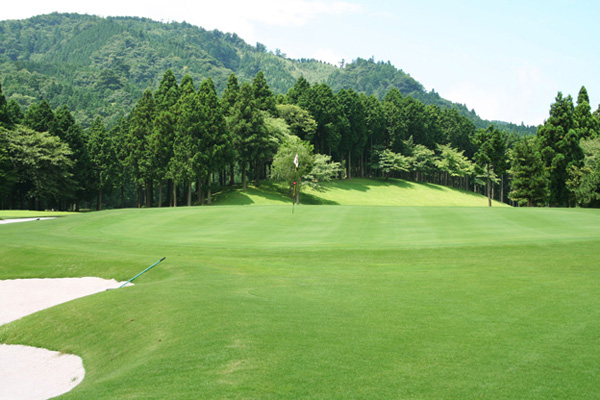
[0,13,535,134]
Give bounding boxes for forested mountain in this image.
[0,13,534,134]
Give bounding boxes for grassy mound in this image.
[1,206,600,399]
[214,178,508,207]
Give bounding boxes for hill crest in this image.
[0,13,534,134]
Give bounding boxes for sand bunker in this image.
[0,277,130,400]
[0,217,56,224]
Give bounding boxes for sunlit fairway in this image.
[1,194,600,398]
[214,178,508,207]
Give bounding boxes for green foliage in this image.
[508,136,549,206]
[375,148,411,179]
[537,92,584,206]
[3,125,73,204]
[270,136,313,202]
[276,103,317,142]
[567,138,600,207]
[435,143,475,182]
[474,126,507,206]
[0,13,527,132]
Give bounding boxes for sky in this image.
[3,0,600,126]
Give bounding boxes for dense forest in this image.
[1,13,599,210]
[0,13,533,134]
[2,66,600,210]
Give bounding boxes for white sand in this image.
[0,277,131,400]
[0,217,56,224]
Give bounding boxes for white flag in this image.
[294,153,299,168]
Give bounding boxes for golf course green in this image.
[1,181,599,399]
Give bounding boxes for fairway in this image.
[2,206,600,399]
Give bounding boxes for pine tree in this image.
[337,88,367,178]
[537,92,583,206]
[88,117,116,210]
[54,105,93,209]
[170,75,201,206]
[0,83,9,126]
[197,78,232,204]
[474,126,506,207]
[151,69,180,207]
[24,100,56,134]
[574,86,599,139]
[221,73,240,115]
[229,83,269,190]
[509,137,549,206]
[127,89,155,207]
[252,71,277,115]
[287,76,311,105]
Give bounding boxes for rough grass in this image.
[1,205,600,399]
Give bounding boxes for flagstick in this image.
[292,153,299,215]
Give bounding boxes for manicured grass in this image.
[1,206,600,399]
[214,178,508,207]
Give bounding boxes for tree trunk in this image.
[196,178,204,206]
[172,181,177,207]
[187,181,192,206]
[500,174,504,204]
[158,181,163,208]
[97,190,102,211]
[230,164,235,186]
[121,185,125,209]
[347,151,352,179]
[242,166,247,191]
[486,164,492,207]
[207,173,212,205]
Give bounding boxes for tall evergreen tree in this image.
[301,83,342,156]
[221,73,240,115]
[127,89,155,207]
[54,105,93,210]
[110,117,132,208]
[474,126,506,207]
[337,88,367,178]
[151,69,180,207]
[509,137,549,206]
[0,83,9,126]
[574,86,599,139]
[382,88,406,152]
[170,75,201,206]
[537,92,583,206]
[88,117,116,210]
[6,99,24,125]
[230,83,269,190]
[24,100,56,134]
[222,73,241,186]
[252,71,277,115]
[197,77,231,204]
[287,76,311,105]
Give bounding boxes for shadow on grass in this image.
[318,178,415,193]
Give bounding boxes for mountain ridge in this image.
[0,12,535,134]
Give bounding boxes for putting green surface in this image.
[1,205,600,399]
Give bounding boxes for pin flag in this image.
[294,153,299,168]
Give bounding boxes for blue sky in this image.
[4,0,599,126]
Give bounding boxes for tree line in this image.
[1,69,600,210]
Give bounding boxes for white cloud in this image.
[3,1,362,44]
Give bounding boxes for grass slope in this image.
[215,178,507,207]
[1,205,600,399]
